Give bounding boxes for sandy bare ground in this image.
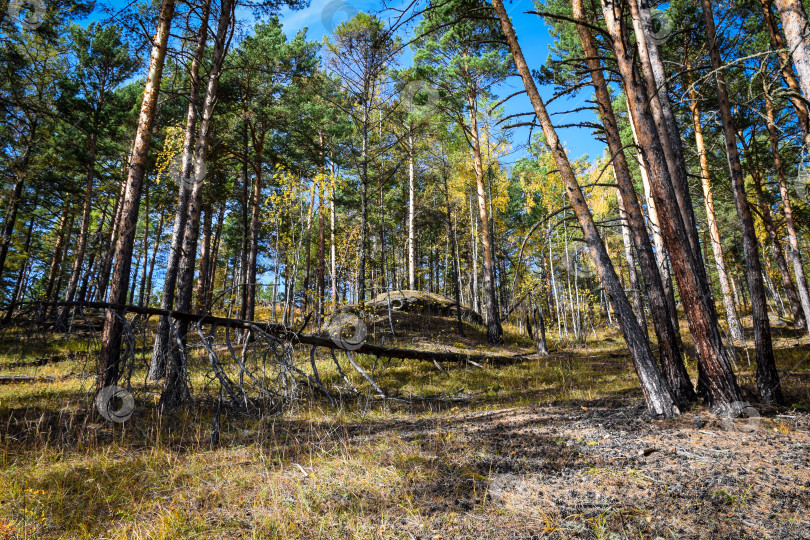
[330,400,810,539]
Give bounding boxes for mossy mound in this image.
[365,290,484,326]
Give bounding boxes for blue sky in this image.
[274,0,606,163]
[74,0,605,294]
[92,0,605,164]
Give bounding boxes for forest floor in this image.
[0,300,809,539]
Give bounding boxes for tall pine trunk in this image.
[746,142,807,331]
[701,0,782,404]
[573,0,694,402]
[162,0,233,407]
[602,0,744,410]
[764,85,810,324]
[629,0,704,265]
[195,203,212,314]
[56,131,98,329]
[408,127,416,290]
[686,74,744,341]
[468,94,502,344]
[98,0,176,391]
[773,0,810,106]
[761,0,810,142]
[149,0,210,380]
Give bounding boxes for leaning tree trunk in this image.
[602,0,744,411]
[162,0,233,408]
[0,127,35,283]
[686,74,744,341]
[4,211,35,321]
[98,0,176,392]
[493,0,679,418]
[629,0,704,266]
[0,178,25,283]
[701,0,782,404]
[748,152,807,332]
[573,0,694,402]
[765,84,810,325]
[148,0,210,380]
[617,189,647,335]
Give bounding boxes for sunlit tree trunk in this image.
[629,0,703,263]
[144,206,166,308]
[573,0,693,401]
[408,126,416,290]
[195,204,212,314]
[773,0,810,105]
[331,166,337,308]
[135,186,150,307]
[244,153,263,326]
[98,0,176,391]
[468,97,502,344]
[43,204,71,314]
[761,0,810,142]
[358,106,369,308]
[744,136,807,331]
[686,75,744,341]
[617,189,647,335]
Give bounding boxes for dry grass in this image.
[0,309,809,538]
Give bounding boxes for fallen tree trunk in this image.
[12,301,533,367]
